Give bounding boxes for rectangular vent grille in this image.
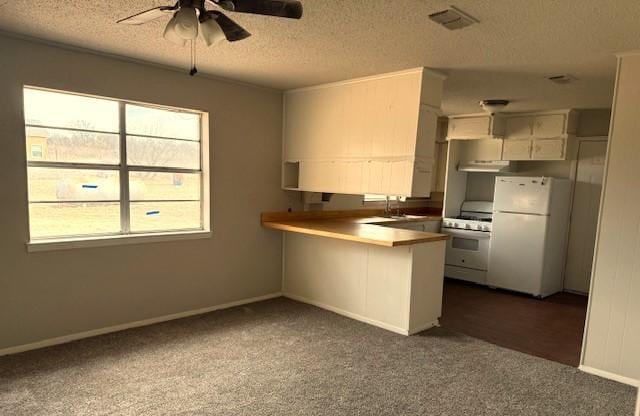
[429,6,478,30]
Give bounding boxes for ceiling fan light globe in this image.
[200,18,225,46]
[164,16,187,46]
[174,6,199,40]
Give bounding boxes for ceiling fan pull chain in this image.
[190,39,198,76]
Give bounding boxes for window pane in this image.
[25,126,119,164]
[129,172,200,201]
[28,168,119,202]
[126,104,200,141]
[24,88,119,132]
[130,201,201,233]
[364,194,401,202]
[29,202,120,239]
[127,136,200,170]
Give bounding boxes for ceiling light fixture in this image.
[479,99,509,114]
[163,15,188,46]
[118,0,303,76]
[173,6,200,40]
[199,12,226,46]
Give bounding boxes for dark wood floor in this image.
[440,279,589,367]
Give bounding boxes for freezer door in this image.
[487,212,548,296]
[493,176,553,215]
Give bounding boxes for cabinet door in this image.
[505,116,533,139]
[367,160,385,195]
[532,114,566,138]
[502,139,532,160]
[531,138,566,160]
[422,221,442,233]
[448,116,491,139]
[458,139,503,161]
[388,160,412,196]
[342,160,366,194]
[410,159,433,197]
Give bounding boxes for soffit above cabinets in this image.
[282,67,445,197]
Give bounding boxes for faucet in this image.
[384,196,392,217]
[383,196,404,218]
[396,198,402,218]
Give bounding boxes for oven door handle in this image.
[441,229,491,239]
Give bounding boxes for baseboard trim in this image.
[0,292,282,357]
[283,292,410,336]
[579,365,640,387]
[408,320,440,335]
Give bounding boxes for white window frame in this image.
[24,86,211,252]
[363,194,403,203]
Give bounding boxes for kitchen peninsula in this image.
[262,211,448,335]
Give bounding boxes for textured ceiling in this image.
[1,0,640,114]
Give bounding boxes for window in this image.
[30,144,43,158]
[364,195,404,202]
[23,87,209,244]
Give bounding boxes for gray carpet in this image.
[0,298,636,416]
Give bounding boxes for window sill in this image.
[26,230,212,252]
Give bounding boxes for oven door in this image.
[440,228,491,271]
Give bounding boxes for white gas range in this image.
[440,201,493,285]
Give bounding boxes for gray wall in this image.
[0,35,294,350]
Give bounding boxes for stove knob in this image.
[465,223,471,230]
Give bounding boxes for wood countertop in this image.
[261,211,448,247]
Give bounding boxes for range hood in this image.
[458,160,513,173]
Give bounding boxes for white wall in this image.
[0,35,296,351]
[581,52,640,386]
[465,173,497,201]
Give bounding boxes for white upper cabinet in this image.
[458,139,504,161]
[531,138,566,160]
[502,139,532,161]
[505,112,574,140]
[532,114,567,137]
[283,68,446,197]
[501,110,578,161]
[504,116,533,139]
[447,114,505,140]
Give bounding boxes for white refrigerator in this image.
[487,176,572,297]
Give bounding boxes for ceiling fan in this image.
[118,0,303,74]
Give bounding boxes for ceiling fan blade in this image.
[212,0,303,19]
[207,11,251,42]
[117,6,177,25]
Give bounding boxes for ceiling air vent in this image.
[429,6,478,30]
[547,74,578,85]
